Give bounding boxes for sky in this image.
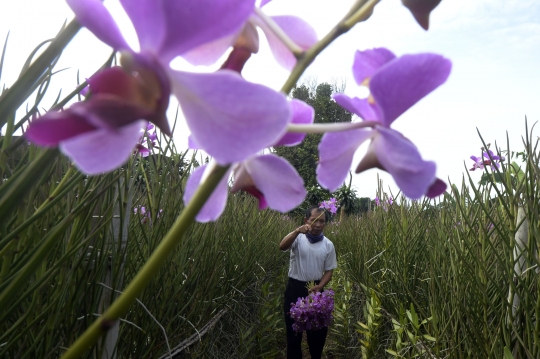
[1,0,540,199]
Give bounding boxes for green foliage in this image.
[274,81,352,188]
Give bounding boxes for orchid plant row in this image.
[14,0,449,356]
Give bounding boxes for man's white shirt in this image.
[287,233,337,282]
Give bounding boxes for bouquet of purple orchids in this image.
[290,289,335,332]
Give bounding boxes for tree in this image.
[274,81,352,188]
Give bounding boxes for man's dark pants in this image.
[284,277,328,359]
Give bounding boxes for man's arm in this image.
[309,270,332,293]
[279,224,311,251]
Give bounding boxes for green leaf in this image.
[503,347,514,359]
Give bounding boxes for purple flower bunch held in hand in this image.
[319,198,338,215]
[289,289,335,332]
[318,48,452,200]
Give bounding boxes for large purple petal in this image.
[373,127,436,199]
[67,0,130,50]
[183,164,232,222]
[244,154,306,212]
[370,53,451,127]
[352,48,395,86]
[317,129,373,192]
[60,120,145,175]
[25,111,97,146]
[261,15,317,71]
[273,99,314,147]
[151,0,255,62]
[170,69,290,164]
[333,94,381,121]
[182,32,237,66]
[119,0,165,54]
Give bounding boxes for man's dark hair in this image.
[305,206,329,222]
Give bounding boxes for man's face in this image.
[305,209,326,235]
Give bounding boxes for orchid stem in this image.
[281,0,381,95]
[60,163,230,359]
[287,121,379,133]
[253,7,304,57]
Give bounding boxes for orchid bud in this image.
[402,0,442,30]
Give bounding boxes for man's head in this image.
[304,207,328,236]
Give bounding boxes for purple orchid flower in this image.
[26,67,154,174]
[469,155,485,171]
[317,48,451,199]
[374,196,380,206]
[74,0,293,165]
[27,0,293,174]
[182,0,318,71]
[183,97,313,222]
[183,154,306,222]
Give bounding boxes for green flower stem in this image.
[59,164,230,359]
[281,0,380,95]
[0,19,81,128]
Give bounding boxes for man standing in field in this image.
[279,207,338,359]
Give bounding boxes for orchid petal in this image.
[134,0,255,62]
[187,135,201,150]
[67,0,130,50]
[333,94,381,121]
[425,178,446,198]
[119,0,166,54]
[373,127,436,199]
[60,120,145,175]
[25,111,97,146]
[261,15,317,71]
[259,0,272,6]
[273,99,314,147]
[170,69,290,164]
[352,48,395,86]
[183,164,232,222]
[181,32,237,66]
[370,53,451,127]
[317,129,373,192]
[243,154,306,212]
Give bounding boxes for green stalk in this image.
[281,0,380,94]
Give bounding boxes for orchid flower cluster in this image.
[23,0,450,224]
[319,197,338,215]
[374,195,393,211]
[469,150,505,171]
[135,123,158,157]
[289,289,335,332]
[134,205,163,224]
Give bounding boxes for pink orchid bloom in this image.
[183,0,318,71]
[27,0,293,174]
[184,155,306,222]
[318,48,451,199]
[469,155,485,171]
[184,98,313,222]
